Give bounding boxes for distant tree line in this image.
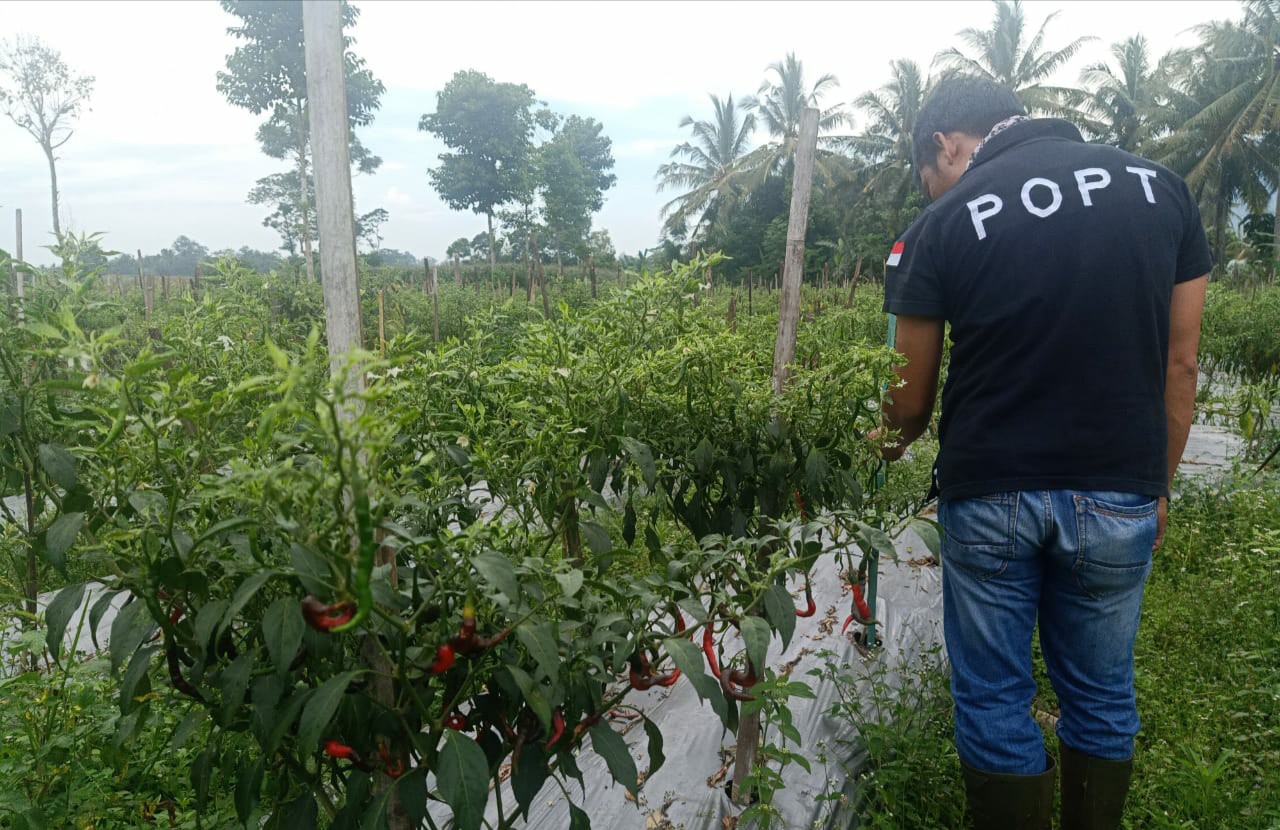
[656,0,1279,282]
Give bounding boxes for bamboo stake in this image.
[377,289,386,356]
[431,266,440,344]
[13,209,23,326]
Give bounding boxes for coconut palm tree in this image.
[656,93,757,239]
[1073,35,1166,151]
[1152,0,1280,270]
[934,0,1094,115]
[844,59,931,228]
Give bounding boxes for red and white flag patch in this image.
[886,240,905,268]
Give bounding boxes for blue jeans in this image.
[939,490,1157,774]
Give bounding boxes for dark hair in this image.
[911,76,1026,172]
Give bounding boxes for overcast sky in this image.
[0,1,1240,266]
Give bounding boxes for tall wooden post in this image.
[13,209,24,325]
[588,253,597,299]
[192,263,201,301]
[747,267,753,316]
[453,253,462,287]
[616,262,623,291]
[431,265,441,344]
[377,289,386,356]
[135,249,145,295]
[735,107,821,806]
[846,256,863,308]
[422,257,430,294]
[304,3,407,826]
[771,108,819,395]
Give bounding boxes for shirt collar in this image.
[964,118,1086,173]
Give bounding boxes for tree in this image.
[356,207,389,252]
[419,70,538,283]
[1152,0,1280,270]
[656,93,758,239]
[741,53,851,186]
[539,115,617,268]
[217,0,384,282]
[934,0,1094,115]
[445,237,471,262]
[846,59,931,228]
[0,36,94,236]
[1073,35,1180,152]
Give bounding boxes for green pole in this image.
[866,312,897,648]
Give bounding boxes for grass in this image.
[843,471,1280,830]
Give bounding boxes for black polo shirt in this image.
[884,118,1212,501]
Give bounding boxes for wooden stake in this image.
[377,289,386,356]
[144,274,154,322]
[422,257,430,294]
[303,3,407,826]
[431,266,440,344]
[136,249,145,294]
[589,253,597,299]
[13,209,23,325]
[727,293,737,332]
[740,106,820,807]
[747,267,753,316]
[846,257,863,308]
[192,263,201,301]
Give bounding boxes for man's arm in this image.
[878,315,945,461]
[1156,274,1209,550]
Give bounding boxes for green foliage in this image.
[419,70,539,221]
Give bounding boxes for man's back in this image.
[885,118,1213,500]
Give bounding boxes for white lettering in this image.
[1021,177,1063,218]
[1074,167,1112,206]
[1125,166,1158,204]
[967,194,1004,241]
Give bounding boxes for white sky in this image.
[0,0,1239,265]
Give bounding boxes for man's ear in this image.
[932,130,963,169]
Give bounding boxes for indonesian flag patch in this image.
[886,240,905,268]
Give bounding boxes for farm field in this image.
[3,0,1280,827]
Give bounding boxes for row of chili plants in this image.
[3,239,923,828]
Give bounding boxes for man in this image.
[878,76,1210,829]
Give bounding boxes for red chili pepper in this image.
[302,596,356,631]
[673,608,687,635]
[428,644,455,674]
[377,743,405,778]
[444,713,468,731]
[841,614,855,635]
[795,596,817,618]
[852,583,872,622]
[544,710,566,749]
[702,625,722,679]
[653,669,681,687]
[729,660,760,689]
[325,740,355,760]
[720,669,755,702]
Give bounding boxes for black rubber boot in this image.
[961,753,1055,830]
[1059,743,1133,830]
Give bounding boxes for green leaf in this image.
[89,590,122,652]
[512,742,548,818]
[692,437,714,476]
[516,622,560,682]
[45,581,85,664]
[191,748,214,811]
[762,584,796,651]
[263,597,304,677]
[218,652,255,725]
[235,755,264,826]
[739,616,771,678]
[44,512,84,574]
[568,803,590,830]
[642,715,665,779]
[120,645,156,715]
[910,517,942,558]
[589,722,638,795]
[473,551,519,605]
[579,521,611,555]
[172,708,207,752]
[506,665,551,731]
[620,437,656,489]
[297,671,357,758]
[110,598,157,673]
[194,599,229,656]
[38,444,77,491]
[664,635,724,714]
[437,730,489,830]
[220,570,274,639]
[554,568,584,598]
